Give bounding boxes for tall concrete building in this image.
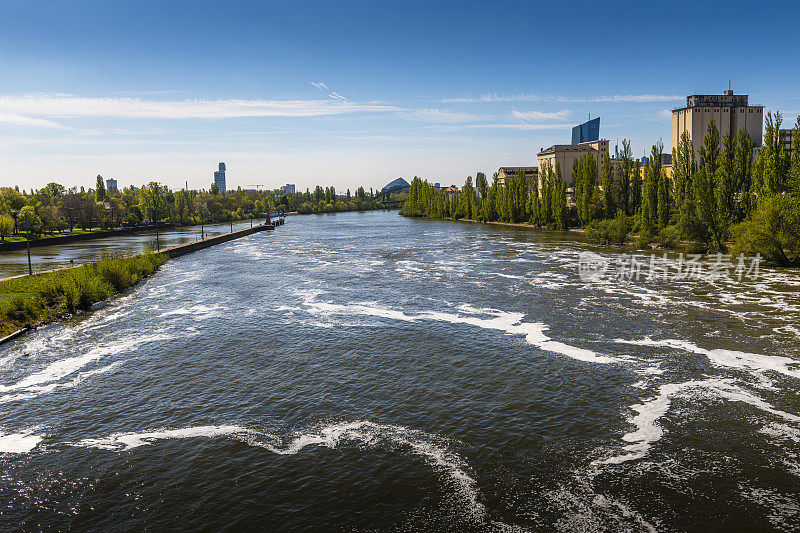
[672,89,763,156]
[105,178,118,193]
[281,184,296,194]
[213,162,226,193]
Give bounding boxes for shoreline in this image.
[0,222,275,342]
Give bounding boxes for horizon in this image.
[1,0,799,192]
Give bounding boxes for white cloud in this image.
[443,93,683,104]
[329,92,348,101]
[0,113,66,129]
[403,108,478,123]
[310,82,329,91]
[656,109,673,120]
[0,94,398,120]
[511,109,572,121]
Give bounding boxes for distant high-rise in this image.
[105,178,118,193]
[281,183,296,194]
[571,117,600,145]
[213,162,226,193]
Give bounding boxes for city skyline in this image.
[1,0,799,192]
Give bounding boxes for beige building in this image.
[496,166,538,188]
[779,128,796,158]
[537,139,609,186]
[672,89,763,156]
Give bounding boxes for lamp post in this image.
[153,187,160,252]
[13,210,32,276]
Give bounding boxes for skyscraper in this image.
[105,178,118,193]
[213,162,226,193]
[571,117,600,145]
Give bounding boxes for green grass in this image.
[0,252,167,336]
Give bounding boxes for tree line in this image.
[401,111,800,265]
[0,179,400,242]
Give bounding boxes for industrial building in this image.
[672,89,763,156]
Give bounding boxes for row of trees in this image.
[401,111,800,265]
[0,179,401,242]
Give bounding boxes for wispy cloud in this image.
[443,93,683,104]
[0,94,398,120]
[329,92,348,101]
[0,112,66,129]
[310,82,329,92]
[403,108,478,123]
[511,109,572,121]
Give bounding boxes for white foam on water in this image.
[0,361,126,404]
[297,290,616,364]
[159,304,226,320]
[253,420,487,523]
[598,379,800,465]
[75,425,254,451]
[74,420,489,524]
[0,429,43,454]
[0,332,171,395]
[616,337,800,380]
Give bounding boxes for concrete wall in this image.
[163,224,273,259]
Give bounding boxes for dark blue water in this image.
[2,210,800,531]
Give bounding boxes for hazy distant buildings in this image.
[105,178,118,193]
[572,117,600,145]
[672,89,763,156]
[281,184,296,194]
[213,162,226,193]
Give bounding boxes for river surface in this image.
[0,220,261,279]
[1,210,800,531]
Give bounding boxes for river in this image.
[1,210,799,531]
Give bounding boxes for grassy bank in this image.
[0,252,167,337]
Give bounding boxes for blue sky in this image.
[1,0,798,192]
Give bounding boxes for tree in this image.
[619,140,632,215]
[210,183,220,195]
[693,167,725,252]
[0,214,13,242]
[640,159,656,240]
[733,128,754,219]
[601,152,614,218]
[789,116,800,194]
[732,194,800,266]
[714,132,736,235]
[19,205,42,237]
[95,175,107,202]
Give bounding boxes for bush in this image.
[586,211,633,245]
[731,195,800,266]
[0,251,167,332]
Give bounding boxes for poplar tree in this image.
[733,128,754,219]
[601,152,613,218]
[641,159,656,238]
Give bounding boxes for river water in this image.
[1,210,799,531]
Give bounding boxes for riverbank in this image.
[0,224,170,252]
[0,222,275,339]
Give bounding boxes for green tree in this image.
[0,214,14,242]
[95,175,107,202]
[732,194,800,266]
[601,152,614,218]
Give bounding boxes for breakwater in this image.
[162,223,273,258]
